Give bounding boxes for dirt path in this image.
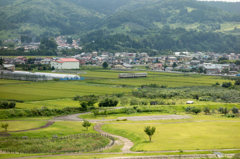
[94,123,133,153]
[9,121,55,132]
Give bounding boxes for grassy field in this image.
[10,121,97,137]
[0,81,131,101]
[79,112,171,120]
[16,99,80,109]
[102,121,240,151]
[0,121,47,132]
[87,74,231,87]
[0,79,30,84]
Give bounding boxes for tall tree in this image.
[67,37,73,45]
[172,62,177,68]
[102,62,108,69]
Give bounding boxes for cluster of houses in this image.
[1,36,81,51]
[1,51,240,75]
[56,36,81,50]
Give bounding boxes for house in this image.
[114,65,127,69]
[41,58,52,65]
[190,60,201,65]
[16,56,27,62]
[113,63,133,69]
[123,63,133,69]
[3,64,15,71]
[165,67,173,71]
[51,58,79,69]
[149,63,163,70]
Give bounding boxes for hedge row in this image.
[0,107,84,119]
[0,101,16,109]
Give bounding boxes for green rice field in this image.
[88,75,231,87]
[102,121,240,151]
[0,81,131,101]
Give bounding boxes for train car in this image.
[119,73,147,78]
[236,74,240,76]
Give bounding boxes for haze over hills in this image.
[0,0,240,53]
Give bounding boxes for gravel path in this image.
[94,123,133,153]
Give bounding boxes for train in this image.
[119,73,147,78]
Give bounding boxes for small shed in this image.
[186,101,194,104]
[3,64,15,71]
[150,101,158,105]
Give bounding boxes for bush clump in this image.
[0,101,16,109]
[99,98,118,107]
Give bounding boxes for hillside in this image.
[0,0,105,39]
[1,0,240,39]
[200,1,240,14]
[95,0,240,32]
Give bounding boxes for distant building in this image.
[51,58,79,69]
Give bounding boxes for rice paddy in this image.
[102,121,240,151]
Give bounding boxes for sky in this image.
[197,0,240,2]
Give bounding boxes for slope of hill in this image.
[0,0,105,39]
[200,1,240,14]
[95,0,240,32]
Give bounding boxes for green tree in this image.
[191,108,201,115]
[102,62,108,69]
[232,107,239,114]
[67,37,73,45]
[1,123,9,131]
[82,120,91,130]
[144,126,156,142]
[172,62,177,68]
[198,67,203,73]
[92,109,99,118]
[0,57,4,65]
[80,101,88,110]
[103,109,108,116]
[0,40,2,46]
[222,108,229,115]
[203,107,210,115]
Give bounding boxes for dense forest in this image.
[81,28,240,53]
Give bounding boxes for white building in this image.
[51,58,79,69]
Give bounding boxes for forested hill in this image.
[1,0,240,39]
[200,1,240,14]
[95,0,240,30]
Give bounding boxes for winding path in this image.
[94,123,133,153]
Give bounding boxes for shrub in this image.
[232,107,239,114]
[140,100,148,105]
[222,108,229,115]
[8,102,16,109]
[218,107,223,113]
[136,107,143,113]
[0,101,16,109]
[122,119,128,121]
[226,114,235,118]
[130,98,139,105]
[203,107,210,115]
[185,106,195,112]
[191,108,201,115]
[99,98,118,107]
[80,101,88,110]
[222,82,232,88]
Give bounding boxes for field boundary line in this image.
[9,121,55,132]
